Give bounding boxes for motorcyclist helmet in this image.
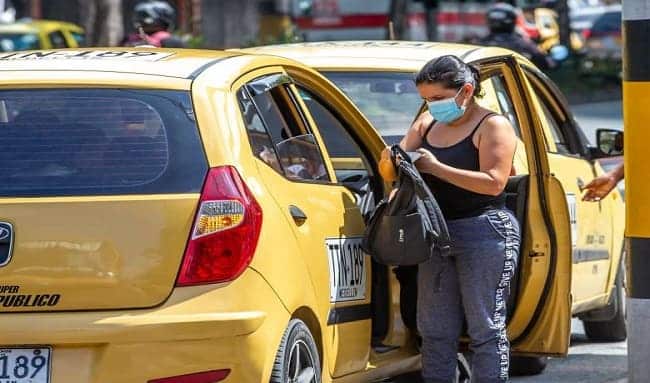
[133,0,176,31]
[486,2,518,33]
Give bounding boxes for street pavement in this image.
[510,319,627,383]
[571,101,623,145]
[388,319,627,383]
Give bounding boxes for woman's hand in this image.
[415,148,440,174]
[379,146,398,183]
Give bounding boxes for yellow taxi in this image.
[240,40,627,375]
[0,20,84,52]
[0,47,415,383]
[0,45,624,382]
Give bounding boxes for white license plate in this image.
[0,347,51,383]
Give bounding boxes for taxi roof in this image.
[0,19,83,33]
[238,40,518,72]
[0,48,241,79]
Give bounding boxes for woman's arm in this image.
[415,115,517,196]
[399,113,429,151]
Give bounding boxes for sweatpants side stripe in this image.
[493,210,518,381]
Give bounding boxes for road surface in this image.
[389,319,627,383]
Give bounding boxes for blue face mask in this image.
[426,87,466,123]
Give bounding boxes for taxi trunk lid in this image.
[0,88,207,312]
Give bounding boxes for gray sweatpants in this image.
[417,209,520,383]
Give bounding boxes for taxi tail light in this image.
[176,166,262,286]
[148,369,230,383]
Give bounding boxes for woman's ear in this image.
[461,83,474,106]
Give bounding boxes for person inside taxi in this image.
[381,55,520,383]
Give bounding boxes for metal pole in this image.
[623,0,650,381]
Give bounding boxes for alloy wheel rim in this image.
[287,339,316,383]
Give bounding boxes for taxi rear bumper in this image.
[0,268,289,383]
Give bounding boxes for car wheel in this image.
[509,356,548,376]
[583,263,627,342]
[270,319,321,383]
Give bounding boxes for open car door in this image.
[478,56,573,356]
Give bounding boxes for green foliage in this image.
[548,55,621,104]
[184,34,205,49]
[242,25,303,48]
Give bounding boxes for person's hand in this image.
[379,146,397,183]
[415,148,440,174]
[582,174,618,201]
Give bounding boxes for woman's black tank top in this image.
[420,113,506,220]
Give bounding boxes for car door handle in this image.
[577,177,585,191]
[289,205,307,225]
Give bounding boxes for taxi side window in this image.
[525,71,579,156]
[295,86,361,159]
[489,75,522,138]
[237,88,283,174]
[538,94,571,154]
[237,83,331,183]
[48,31,68,48]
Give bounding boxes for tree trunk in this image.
[387,0,409,40]
[79,0,123,46]
[201,0,259,48]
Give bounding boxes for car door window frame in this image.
[237,73,334,184]
[522,66,590,159]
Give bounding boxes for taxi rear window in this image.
[0,89,207,196]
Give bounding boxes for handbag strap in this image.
[398,160,452,255]
[390,144,411,168]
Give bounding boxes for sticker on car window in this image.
[0,50,173,61]
[326,237,367,302]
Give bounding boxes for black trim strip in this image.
[573,248,610,263]
[187,54,241,79]
[327,304,372,325]
[626,237,650,299]
[623,19,650,81]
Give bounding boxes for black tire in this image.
[270,319,321,383]
[509,356,548,376]
[583,264,627,342]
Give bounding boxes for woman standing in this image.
[385,55,520,382]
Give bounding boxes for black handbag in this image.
[362,145,451,266]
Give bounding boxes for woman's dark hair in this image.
[414,55,482,97]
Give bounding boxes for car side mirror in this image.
[596,128,623,157]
